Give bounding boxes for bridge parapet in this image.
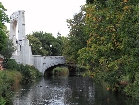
[32,55,66,74]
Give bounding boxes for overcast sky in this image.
[1,0,86,37]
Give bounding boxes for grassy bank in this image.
[0,70,22,105]
[52,67,69,76]
[0,59,43,104]
[3,59,42,84]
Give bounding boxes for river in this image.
[12,76,138,105]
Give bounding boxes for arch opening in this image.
[10,10,33,65]
[10,20,18,55]
[44,64,68,77]
[10,10,26,54]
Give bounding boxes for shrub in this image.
[3,59,43,84]
[3,59,18,70]
[0,70,22,105]
[52,67,69,76]
[0,97,6,105]
[76,65,88,72]
[15,64,42,84]
[123,72,139,100]
[0,59,43,105]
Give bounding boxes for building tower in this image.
[10,10,32,65]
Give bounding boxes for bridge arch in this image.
[44,64,66,77]
[33,55,66,75]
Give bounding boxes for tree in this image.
[27,31,64,56]
[0,2,9,51]
[86,0,94,4]
[0,38,16,59]
[27,35,48,56]
[78,0,138,98]
[63,9,87,63]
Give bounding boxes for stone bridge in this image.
[9,10,66,74]
[33,55,66,74]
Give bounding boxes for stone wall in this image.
[32,56,65,74]
[10,10,33,65]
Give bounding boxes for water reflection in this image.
[12,77,95,105]
[12,77,138,105]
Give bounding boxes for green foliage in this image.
[77,0,139,99]
[0,2,9,51]
[27,31,64,56]
[52,67,69,76]
[0,60,42,104]
[123,72,139,100]
[3,59,42,84]
[0,97,6,105]
[62,0,138,99]
[86,0,94,4]
[0,38,16,59]
[27,35,48,56]
[15,64,42,84]
[0,70,22,105]
[3,59,18,69]
[80,71,92,77]
[63,9,87,63]
[76,65,88,72]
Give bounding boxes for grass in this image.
[52,67,69,76]
[0,70,22,105]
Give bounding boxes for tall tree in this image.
[63,9,87,63]
[78,0,138,98]
[0,2,9,51]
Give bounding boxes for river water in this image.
[12,76,138,105]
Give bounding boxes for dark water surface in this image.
[12,77,138,105]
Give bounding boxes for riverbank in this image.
[74,65,139,101]
[0,59,43,105]
[0,70,22,104]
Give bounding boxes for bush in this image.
[2,58,42,84]
[52,67,69,76]
[0,70,22,105]
[3,59,18,70]
[76,65,88,72]
[75,65,89,76]
[123,72,139,100]
[15,64,42,84]
[0,60,43,105]
[0,97,6,105]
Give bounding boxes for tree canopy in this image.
[62,0,138,99]
[0,38,16,59]
[27,31,64,56]
[0,2,9,51]
[63,10,87,64]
